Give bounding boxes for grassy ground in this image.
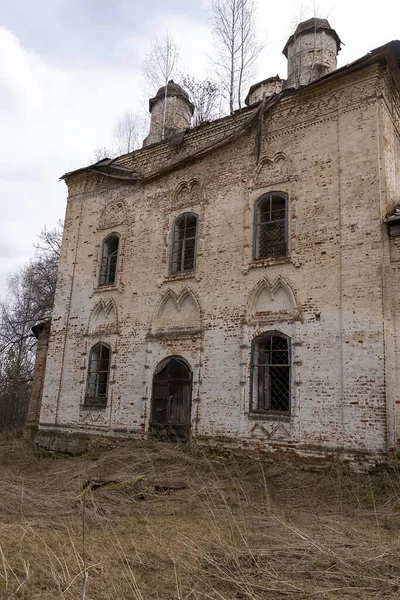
[1,437,400,599]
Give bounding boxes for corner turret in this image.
[283,18,342,89]
[143,81,194,147]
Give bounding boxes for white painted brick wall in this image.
[38,63,400,462]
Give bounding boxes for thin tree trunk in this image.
[229,0,236,114]
[238,0,245,109]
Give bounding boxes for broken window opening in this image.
[170,213,198,274]
[254,193,287,259]
[99,234,120,286]
[85,342,111,407]
[250,333,291,414]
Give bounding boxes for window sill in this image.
[95,283,117,291]
[164,272,197,282]
[92,282,124,294]
[248,411,290,421]
[81,401,107,410]
[249,256,292,269]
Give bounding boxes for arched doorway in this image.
[150,357,192,441]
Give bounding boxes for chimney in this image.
[283,18,342,89]
[143,81,194,147]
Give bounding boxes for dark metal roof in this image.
[149,80,194,114]
[283,18,342,57]
[60,157,142,181]
[295,17,331,34]
[245,75,283,106]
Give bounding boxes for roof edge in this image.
[283,21,342,57]
[301,40,400,92]
[60,41,400,183]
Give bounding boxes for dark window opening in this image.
[254,193,287,259]
[150,357,192,440]
[85,343,110,407]
[99,235,119,286]
[251,333,290,414]
[170,213,198,274]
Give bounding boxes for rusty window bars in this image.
[251,333,291,414]
[254,193,288,260]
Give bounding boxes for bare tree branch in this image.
[143,34,185,140]
[0,222,63,431]
[112,111,145,155]
[92,147,113,162]
[143,33,182,94]
[210,0,264,114]
[182,76,222,126]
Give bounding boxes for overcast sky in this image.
[1,0,399,296]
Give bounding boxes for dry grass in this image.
[0,437,400,599]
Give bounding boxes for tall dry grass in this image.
[0,435,400,599]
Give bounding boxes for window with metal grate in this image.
[254,193,287,259]
[251,333,291,413]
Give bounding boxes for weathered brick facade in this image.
[26,322,50,435]
[34,25,400,463]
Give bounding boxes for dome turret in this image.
[143,81,194,147]
[283,18,342,89]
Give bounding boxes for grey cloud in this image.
[0,0,207,68]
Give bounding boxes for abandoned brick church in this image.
[29,19,400,463]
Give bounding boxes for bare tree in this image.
[113,110,144,155]
[210,0,263,114]
[92,147,113,162]
[289,1,329,33]
[91,111,145,163]
[182,76,222,126]
[143,34,185,140]
[33,220,62,259]
[0,222,63,431]
[143,33,181,94]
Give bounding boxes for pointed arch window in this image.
[85,343,111,407]
[250,333,291,414]
[254,193,288,259]
[170,213,198,274]
[99,234,120,286]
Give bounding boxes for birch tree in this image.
[210,0,263,114]
[143,33,181,94]
[143,34,182,140]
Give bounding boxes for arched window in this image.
[250,333,291,413]
[85,343,111,406]
[99,234,119,286]
[254,193,287,260]
[170,213,198,274]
